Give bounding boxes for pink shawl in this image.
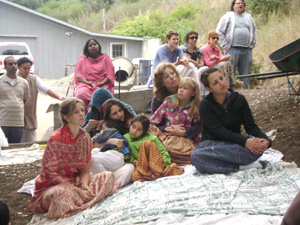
[74,54,115,95]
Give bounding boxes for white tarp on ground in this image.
[28,161,300,225]
[0,144,44,165]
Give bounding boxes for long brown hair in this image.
[153,62,181,102]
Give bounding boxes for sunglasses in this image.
[212,36,219,40]
[189,36,198,40]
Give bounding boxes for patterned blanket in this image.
[63,162,299,225]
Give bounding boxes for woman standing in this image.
[74,39,115,112]
[201,31,235,90]
[29,98,117,218]
[191,68,270,174]
[181,31,209,97]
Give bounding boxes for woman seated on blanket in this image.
[29,98,117,218]
[150,77,201,165]
[151,62,202,141]
[124,115,184,182]
[180,30,209,97]
[83,88,136,137]
[90,99,135,187]
[191,68,271,174]
[201,31,235,94]
[74,39,115,112]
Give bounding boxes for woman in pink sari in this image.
[29,98,117,218]
[74,39,115,112]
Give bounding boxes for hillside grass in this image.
[35,0,300,75]
[105,0,300,75]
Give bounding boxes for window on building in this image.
[110,43,126,58]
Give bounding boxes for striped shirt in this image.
[0,74,30,127]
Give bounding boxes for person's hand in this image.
[223,54,230,61]
[86,81,94,87]
[175,57,188,66]
[87,119,100,129]
[107,138,125,148]
[181,57,189,66]
[225,46,230,50]
[210,55,220,60]
[79,189,95,203]
[95,81,104,87]
[165,124,186,136]
[59,96,67,101]
[254,138,270,152]
[81,183,93,193]
[245,138,258,154]
[246,138,269,154]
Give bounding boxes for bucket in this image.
[112,57,135,82]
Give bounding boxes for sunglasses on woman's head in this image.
[212,36,219,40]
[189,36,198,40]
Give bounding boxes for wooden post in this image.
[102,9,106,33]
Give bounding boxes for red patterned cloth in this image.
[29,125,117,218]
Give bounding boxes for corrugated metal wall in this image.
[0,2,143,79]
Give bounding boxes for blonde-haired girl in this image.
[150,77,201,165]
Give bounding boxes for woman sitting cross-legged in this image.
[29,98,117,218]
[191,68,271,174]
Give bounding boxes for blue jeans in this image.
[191,140,262,174]
[225,47,252,89]
[1,126,23,143]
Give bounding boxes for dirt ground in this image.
[1,76,300,225]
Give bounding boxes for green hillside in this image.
[9,0,300,75]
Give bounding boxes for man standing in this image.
[17,57,65,142]
[147,30,198,88]
[0,56,30,143]
[216,0,257,89]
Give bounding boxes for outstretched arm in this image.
[46,89,66,101]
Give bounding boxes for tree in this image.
[9,0,44,9]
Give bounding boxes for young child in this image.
[90,119,132,187]
[92,119,130,157]
[150,77,201,165]
[124,115,183,182]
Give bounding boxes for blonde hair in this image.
[171,77,201,117]
[153,62,181,102]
